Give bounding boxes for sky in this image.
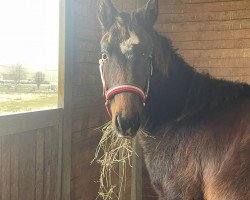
[0,0,59,70]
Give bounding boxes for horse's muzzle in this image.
[114,112,140,137]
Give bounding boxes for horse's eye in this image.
[102,53,108,60]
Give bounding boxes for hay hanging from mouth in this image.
[92,121,136,200]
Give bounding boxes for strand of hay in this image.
[92,121,136,200]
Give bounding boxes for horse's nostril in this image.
[115,112,140,136]
[115,113,122,132]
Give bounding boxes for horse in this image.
[97,0,250,199]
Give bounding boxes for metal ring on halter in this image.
[99,55,153,117]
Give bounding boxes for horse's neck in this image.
[141,53,195,129]
[141,49,250,132]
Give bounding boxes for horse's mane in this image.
[147,32,250,124]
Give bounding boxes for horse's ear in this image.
[98,0,118,32]
[136,0,158,27]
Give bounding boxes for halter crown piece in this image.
[99,56,153,117]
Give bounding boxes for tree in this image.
[9,64,27,84]
[34,71,45,89]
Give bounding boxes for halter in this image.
[99,56,153,117]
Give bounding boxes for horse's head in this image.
[98,0,159,137]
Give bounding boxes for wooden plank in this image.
[73,1,95,17]
[56,122,63,200]
[157,10,250,24]
[73,69,101,86]
[209,75,250,83]
[71,139,101,166]
[44,128,52,200]
[159,1,250,14]
[73,62,100,78]
[70,166,100,200]
[131,137,142,200]
[72,117,106,134]
[72,128,102,146]
[74,50,99,63]
[73,78,100,90]
[73,84,102,97]
[0,108,63,136]
[159,0,244,4]
[75,26,101,41]
[74,14,99,31]
[74,0,95,7]
[155,19,250,33]
[58,0,66,109]
[61,0,73,198]
[57,1,65,197]
[163,29,250,42]
[186,57,250,68]
[50,126,59,200]
[74,40,99,53]
[35,129,45,200]
[18,132,36,200]
[196,67,250,77]
[241,76,250,83]
[119,150,132,200]
[173,39,250,50]
[0,137,2,200]
[74,63,99,78]
[180,48,250,59]
[70,146,100,200]
[73,95,103,109]
[10,135,19,200]
[72,104,105,120]
[1,136,11,200]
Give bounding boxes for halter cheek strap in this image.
[99,57,153,117]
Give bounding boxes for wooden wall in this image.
[155,0,250,83]
[0,127,59,200]
[0,109,62,200]
[70,0,250,200]
[70,0,104,199]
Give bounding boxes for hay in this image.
[92,121,136,200]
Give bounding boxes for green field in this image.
[0,95,58,114]
[0,84,54,93]
[0,84,58,114]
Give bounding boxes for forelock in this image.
[101,12,140,56]
[120,31,139,54]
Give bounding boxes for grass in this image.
[0,83,58,114]
[0,94,58,114]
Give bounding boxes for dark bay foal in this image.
[97,0,250,199]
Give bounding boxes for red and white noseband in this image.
[99,56,153,117]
